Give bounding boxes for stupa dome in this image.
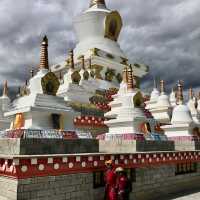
[150,88,160,101]
[171,104,193,124]
[157,94,170,107]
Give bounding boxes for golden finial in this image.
[160,80,165,94]
[176,80,184,105]
[127,64,134,91]
[79,55,85,70]
[30,69,34,78]
[89,0,106,8]
[69,49,74,69]
[189,87,193,100]
[2,80,8,96]
[122,66,128,83]
[39,35,49,70]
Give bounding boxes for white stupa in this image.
[197,92,200,113]
[5,36,78,132]
[105,65,147,139]
[151,80,171,124]
[57,50,93,104]
[145,80,160,111]
[0,81,11,130]
[162,82,200,138]
[170,88,176,107]
[187,88,200,124]
[51,0,149,90]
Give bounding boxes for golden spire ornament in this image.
[176,81,184,105]
[69,49,75,69]
[2,80,8,96]
[160,80,165,94]
[89,0,106,8]
[189,88,193,100]
[127,64,134,91]
[122,66,128,83]
[39,35,49,70]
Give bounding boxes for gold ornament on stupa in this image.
[89,0,106,7]
[39,35,49,70]
[127,65,134,91]
[176,81,184,105]
[2,80,8,96]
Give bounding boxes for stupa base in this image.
[99,140,174,153]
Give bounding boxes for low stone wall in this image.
[132,164,200,200]
[99,140,174,153]
[0,177,17,200]
[0,138,99,155]
[17,173,94,200]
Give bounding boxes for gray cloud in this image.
[0,0,199,98]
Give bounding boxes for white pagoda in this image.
[0,81,11,130]
[51,0,149,92]
[105,65,147,139]
[150,80,171,124]
[162,82,200,138]
[5,36,77,132]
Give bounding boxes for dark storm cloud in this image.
[0,0,199,97]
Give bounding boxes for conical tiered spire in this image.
[89,0,106,8]
[69,49,75,69]
[2,80,8,96]
[189,88,193,100]
[122,66,128,83]
[176,81,184,105]
[80,55,85,70]
[39,35,49,70]
[127,65,134,91]
[160,80,165,94]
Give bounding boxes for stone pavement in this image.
[161,190,200,200]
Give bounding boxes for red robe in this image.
[116,175,129,200]
[105,169,117,200]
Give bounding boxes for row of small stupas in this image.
[0,0,200,141]
[145,80,200,140]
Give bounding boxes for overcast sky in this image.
[0,0,200,97]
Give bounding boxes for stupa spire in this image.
[89,0,106,8]
[2,80,8,96]
[80,55,85,70]
[127,65,134,91]
[122,66,128,83]
[69,49,75,69]
[160,80,165,94]
[189,87,193,100]
[39,35,49,70]
[176,81,184,105]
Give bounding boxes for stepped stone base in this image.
[99,140,174,153]
[0,138,99,155]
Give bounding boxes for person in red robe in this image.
[115,167,130,200]
[104,160,117,200]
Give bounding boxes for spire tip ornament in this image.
[39,35,49,70]
[89,0,106,8]
[3,80,8,96]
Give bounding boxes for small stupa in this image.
[57,50,93,104]
[162,81,200,139]
[187,88,200,124]
[5,36,78,134]
[150,80,171,124]
[105,65,146,139]
[0,81,11,130]
[145,79,160,111]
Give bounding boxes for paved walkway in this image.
[161,190,200,200]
